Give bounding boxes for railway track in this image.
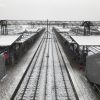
[11,28,79,100]
[52,32,79,100]
[11,31,47,100]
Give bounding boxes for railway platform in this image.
[0,27,99,100]
[0,32,43,100]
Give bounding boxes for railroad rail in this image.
[11,28,79,100]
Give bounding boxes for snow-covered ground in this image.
[0,32,43,100]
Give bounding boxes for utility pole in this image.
[81,21,94,65]
[47,19,48,38]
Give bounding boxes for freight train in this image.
[0,27,45,65]
[53,26,100,86]
[53,27,88,65]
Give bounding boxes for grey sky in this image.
[0,0,99,20]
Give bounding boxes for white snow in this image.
[71,36,100,46]
[16,33,37,43]
[25,28,39,32]
[0,35,21,46]
[58,28,70,32]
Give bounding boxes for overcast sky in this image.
[0,0,100,20]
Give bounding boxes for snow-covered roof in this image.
[16,27,44,43]
[25,28,38,32]
[58,28,70,32]
[71,36,100,46]
[16,33,37,43]
[0,35,21,47]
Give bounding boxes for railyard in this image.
[0,21,100,100]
